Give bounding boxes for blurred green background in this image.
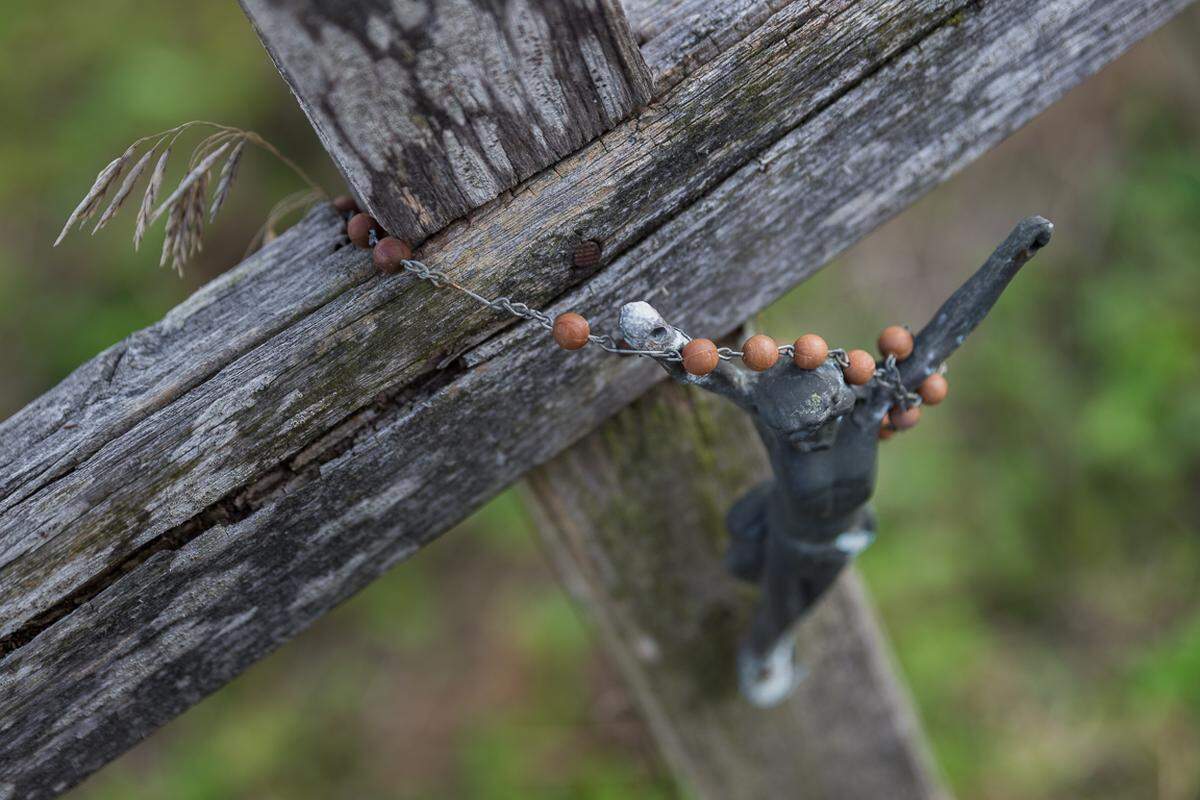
[1,3,1198,799]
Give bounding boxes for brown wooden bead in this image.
[373,236,414,274]
[347,213,377,249]
[572,239,602,269]
[890,405,921,430]
[878,325,914,360]
[552,312,590,350]
[919,373,949,405]
[843,349,876,385]
[741,334,779,371]
[879,414,895,440]
[332,194,359,214]
[792,333,828,370]
[681,338,720,376]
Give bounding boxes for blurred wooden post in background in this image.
[526,377,946,799]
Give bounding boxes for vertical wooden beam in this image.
[240,0,653,243]
[524,379,947,800]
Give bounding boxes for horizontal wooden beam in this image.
[1,0,1190,795]
[241,0,654,242]
[622,0,794,90]
[4,0,968,649]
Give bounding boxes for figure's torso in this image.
[756,414,879,541]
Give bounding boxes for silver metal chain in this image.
[396,258,899,380]
[399,257,684,361]
[872,353,927,409]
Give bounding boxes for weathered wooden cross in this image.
[0,1,1190,797]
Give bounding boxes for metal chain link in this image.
[395,258,913,388]
[872,353,924,410]
[489,298,553,329]
[399,258,681,360]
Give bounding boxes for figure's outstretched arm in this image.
[618,301,757,411]
[898,215,1053,390]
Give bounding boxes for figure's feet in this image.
[738,641,807,707]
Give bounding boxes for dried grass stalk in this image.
[208,140,246,221]
[135,147,172,251]
[150,142,230,225]
[209,139,245,222]
[244,188,323,256]
[92,142,160,234]
[184,173,209,258]
[54,145,135,246]
[160,199,185,273]
[58,121,325,276]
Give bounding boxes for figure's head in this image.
[618,301,689,352]
[752,361,856,451]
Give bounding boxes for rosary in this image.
[54,129,1053,705]
[340,197,1054,705]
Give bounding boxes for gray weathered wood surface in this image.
[241,0,654,242]
[622,0,793,89]
[3,0,978,649]
[0,0,1191,796]
[526,380,947,800]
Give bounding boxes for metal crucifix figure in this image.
[617,216,1054,705]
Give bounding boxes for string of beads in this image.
[336,197,949,440]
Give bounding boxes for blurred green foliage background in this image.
[1,3,1198,799]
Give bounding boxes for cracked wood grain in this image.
[0,0,1192,795]
[2,0,974,647]
[0,210,364,516]
[525,380,947,800]
[623,0,795,90]
[240,0,654,243]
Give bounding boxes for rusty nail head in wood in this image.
[573,239,602,269]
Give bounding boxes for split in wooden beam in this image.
[0,0,1192,796]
